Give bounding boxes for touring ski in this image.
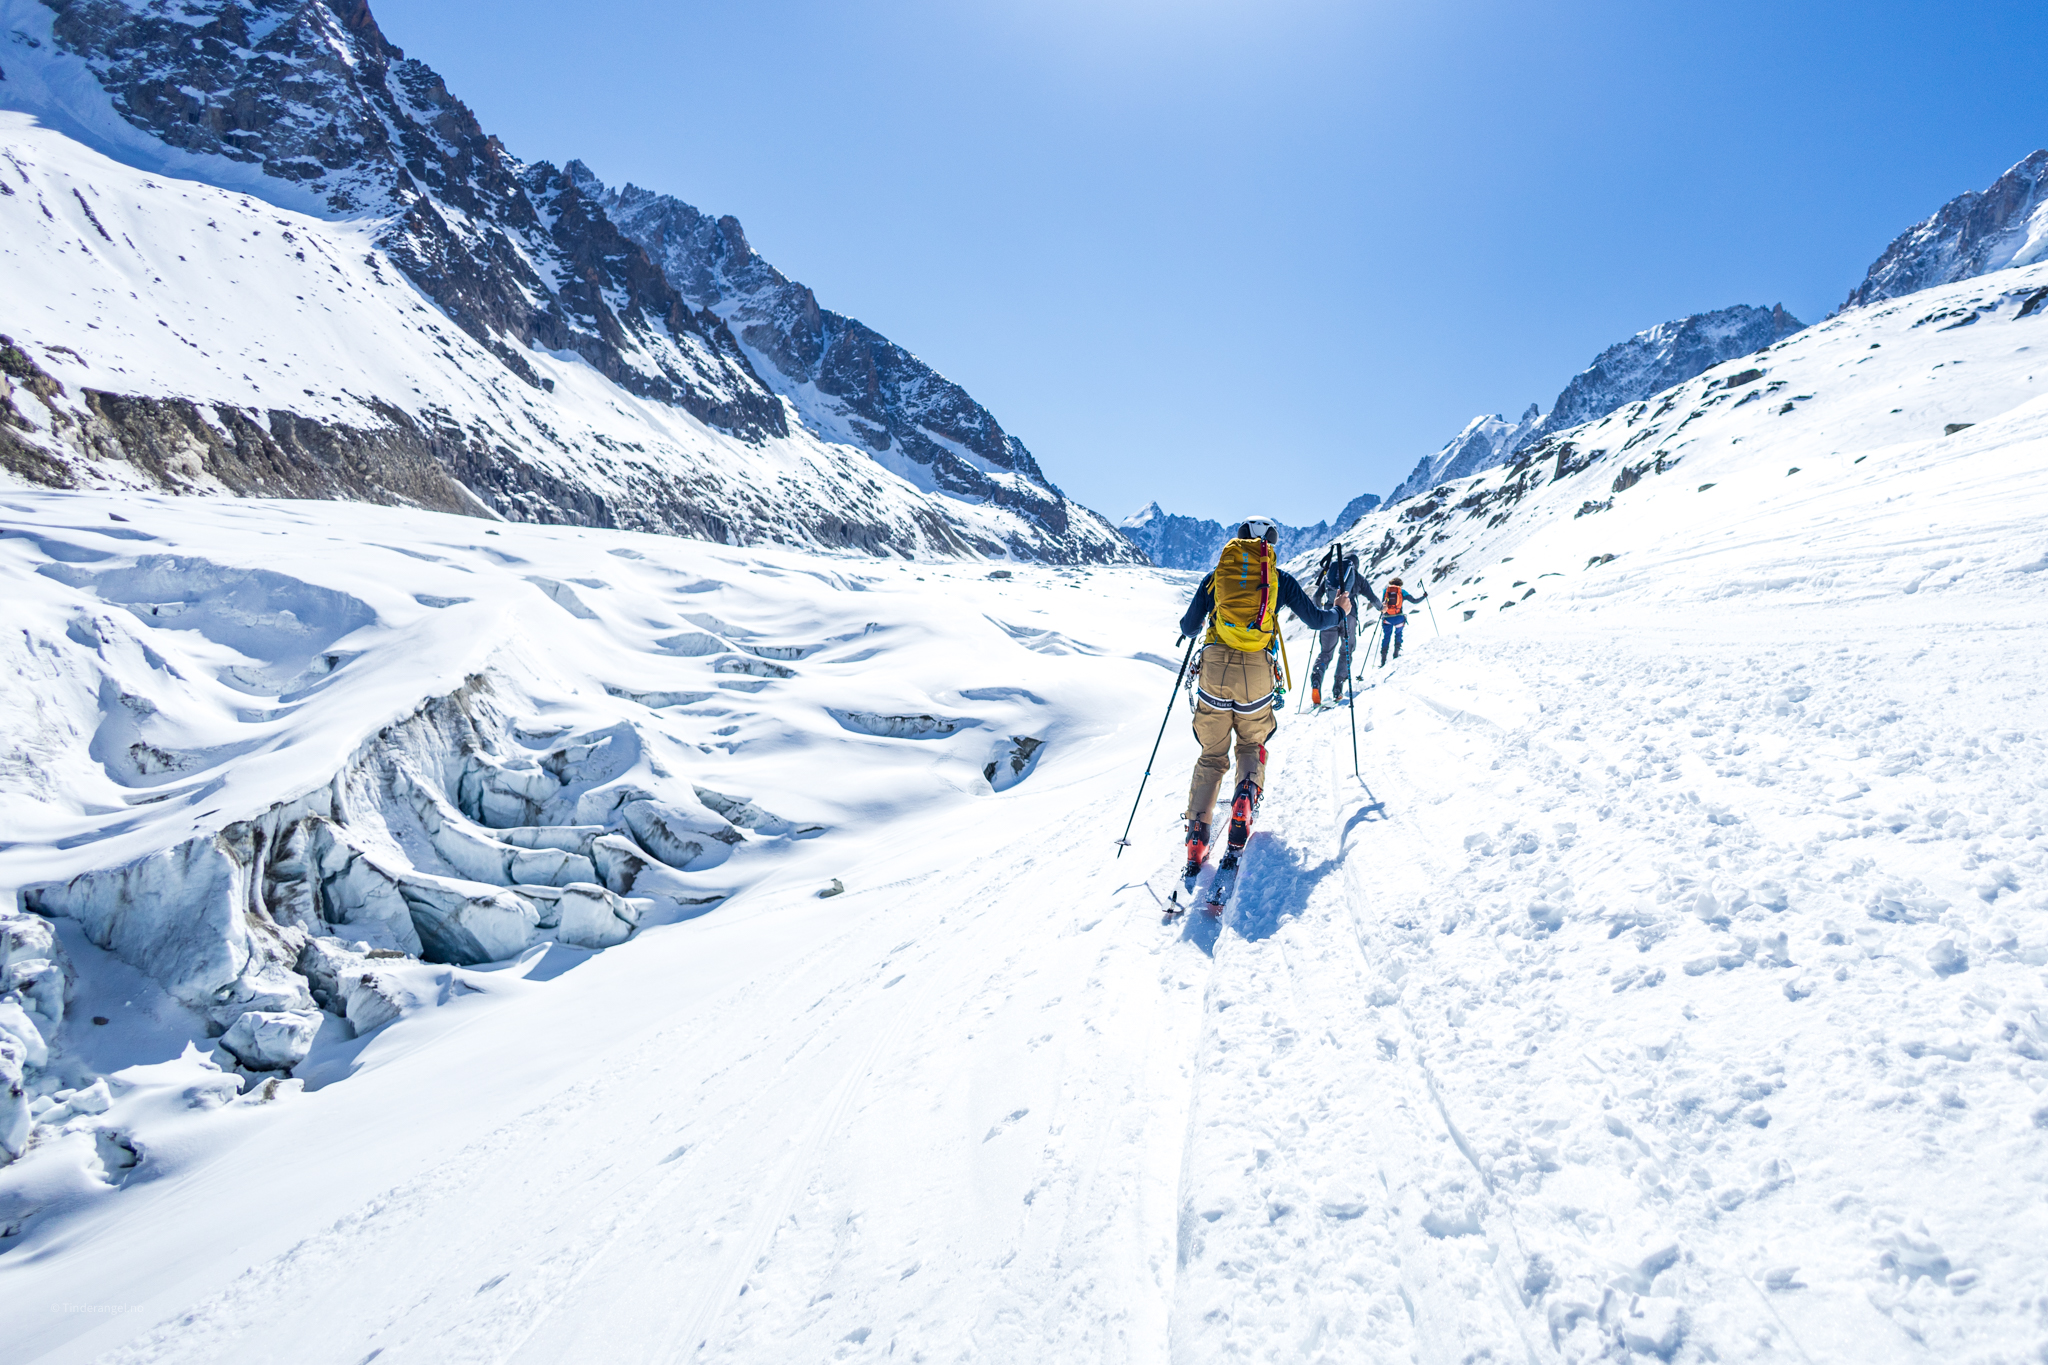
[1205,852,1242,914]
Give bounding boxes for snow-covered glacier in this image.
[1,239,2045,1361]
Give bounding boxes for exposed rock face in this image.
[1383,305,1804,509]
[1539,304,1806,438]
[1116,501,1375,572]
[1841,151,2048,312]
[37,0,784,441]
[1326,491,1385,540]
[3,0,1138,563]
[592,168,1085,540]
[1386,406,1543,507]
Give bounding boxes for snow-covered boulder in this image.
[296,938,425,1037]
[218,1010,321,1072]
[578,784,741,872]
[0,1033,29,1163]
[304,828,426,957]
[2,913,73,1033]
[392,760,600,888]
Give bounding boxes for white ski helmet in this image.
[1237,515,1280,545]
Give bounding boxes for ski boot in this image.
[1180,818,1210,893]
[1311,686,1322,707]
[1227,775,1263,854]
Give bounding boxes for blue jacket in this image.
[1179,569,1342,642]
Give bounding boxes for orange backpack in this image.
[1385,583,1404,615]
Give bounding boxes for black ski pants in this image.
[1310,612,1356,696]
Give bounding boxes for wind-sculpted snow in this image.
[0,494,1174,1293]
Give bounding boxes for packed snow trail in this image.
[1161,597,2048,1363]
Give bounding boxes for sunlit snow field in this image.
[4,266,2048,1365]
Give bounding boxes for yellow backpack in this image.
[1207,537,1278,652]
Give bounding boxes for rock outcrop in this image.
[0,0,1138,563]
[1841,150,2048,312]
[592,167,1088,542]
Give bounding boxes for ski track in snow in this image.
[1161,614,2048,1364]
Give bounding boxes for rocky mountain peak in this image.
[1386,406,1545,506]
[1840,150,2048,312]
[1541,303,1806,436]
[587,166,1080,527]
[2,0,1138,562]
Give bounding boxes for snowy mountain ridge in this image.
[1385,151,2048,516]
[1301,257,2048,609]
[1841,148,2048,312]
[1117,496,1379,572]
[1388,304,1806,510]
[590,168,1076,534]
[0,0,1135,562]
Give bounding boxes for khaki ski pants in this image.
[1185,643,1276,827]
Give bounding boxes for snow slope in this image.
[2,259,2047,1363]
[0,110,1125,559]
[0,0,1135,563]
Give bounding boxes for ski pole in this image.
[1348,671,1360,779]
[1426,596,1441,638]
[1115,633,1199,857]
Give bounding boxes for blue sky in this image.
[375,0,2048,527]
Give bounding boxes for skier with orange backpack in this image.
[1373,575,1428,667]
[1173,516,1348,910]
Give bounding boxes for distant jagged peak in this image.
[1386,404,1544,506]
[576,162,1079,517]
[1116,496,1379,571]
[1122,501,1168,528]
[1840,149,2048,313]
[1535,303,1804,440]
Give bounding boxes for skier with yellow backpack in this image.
[1172,516,1349,910]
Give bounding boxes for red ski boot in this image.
[1227,776,1264,853]
[1180,818,1210,891]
